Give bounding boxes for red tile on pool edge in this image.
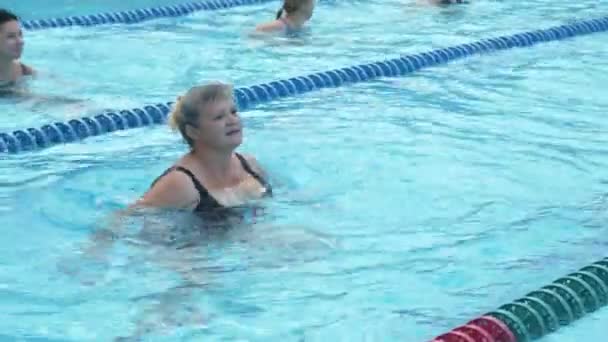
[455,324,496,342]
[468,316,516,342]
[434,330,476,342]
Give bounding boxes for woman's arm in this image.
[82,171,199,259]
[136,171,200,210]
[254,20,285,33]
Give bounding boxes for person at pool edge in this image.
[135,82,272,214]
[255,0,315,33]
[0,9,34,87]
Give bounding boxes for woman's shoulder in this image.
[238,153,267,178]
[138,165,200,208]
[17,61,34,76]
[255,19,285,33]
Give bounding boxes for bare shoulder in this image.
[15,61,35,76]
[136,169,199,209]
[255,20,283,32]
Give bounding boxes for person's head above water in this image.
[276,0,315,21]
[255,0,315,33]
[168,82,243,152]
[0,9,32,84]
[0,9,23,62]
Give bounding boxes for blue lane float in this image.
[21,0,276,30]
[3,16,608,154]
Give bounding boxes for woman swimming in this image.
[136,82,272,219]
[0,9,34,93]
[74,82,272,260]
[255,0,315,33]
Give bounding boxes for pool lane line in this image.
[3,16,608,154]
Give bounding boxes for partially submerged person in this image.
[75,82,272,258]
[0,9,33,92]
[66,85,334,341]
[136,82,272,221]
[255,0,315,34]
[0,10,86,106]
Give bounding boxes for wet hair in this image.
[0,9,18,26]
[168,82,234,148]
[275,0,308,19]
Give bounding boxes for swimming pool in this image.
[0,0,603,130]
[1,0,608,340]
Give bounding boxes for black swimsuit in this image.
[150,153,272,216]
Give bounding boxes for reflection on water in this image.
[59,206,338,340]
[0,75,97,131]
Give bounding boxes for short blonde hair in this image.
[168,82,234,147]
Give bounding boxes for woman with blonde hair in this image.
[137,82,272,217]
[255,0,315,33]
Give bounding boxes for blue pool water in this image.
[0,0,604,129]
[4,0,194,20]
[1,0,608,341]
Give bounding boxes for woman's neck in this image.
[190,147,238,187]
[284,13,307,29]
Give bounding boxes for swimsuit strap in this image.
[172,166,223,211]
[172,166,208,198]
[150,153,272,212]
[150,166,222,211]
[235,153,269,189]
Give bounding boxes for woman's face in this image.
[194,98,243,150]
[0,20,24,60]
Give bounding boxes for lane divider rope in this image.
[3,16,608,154]
[430,257,608,342]
[21,0,277,30]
